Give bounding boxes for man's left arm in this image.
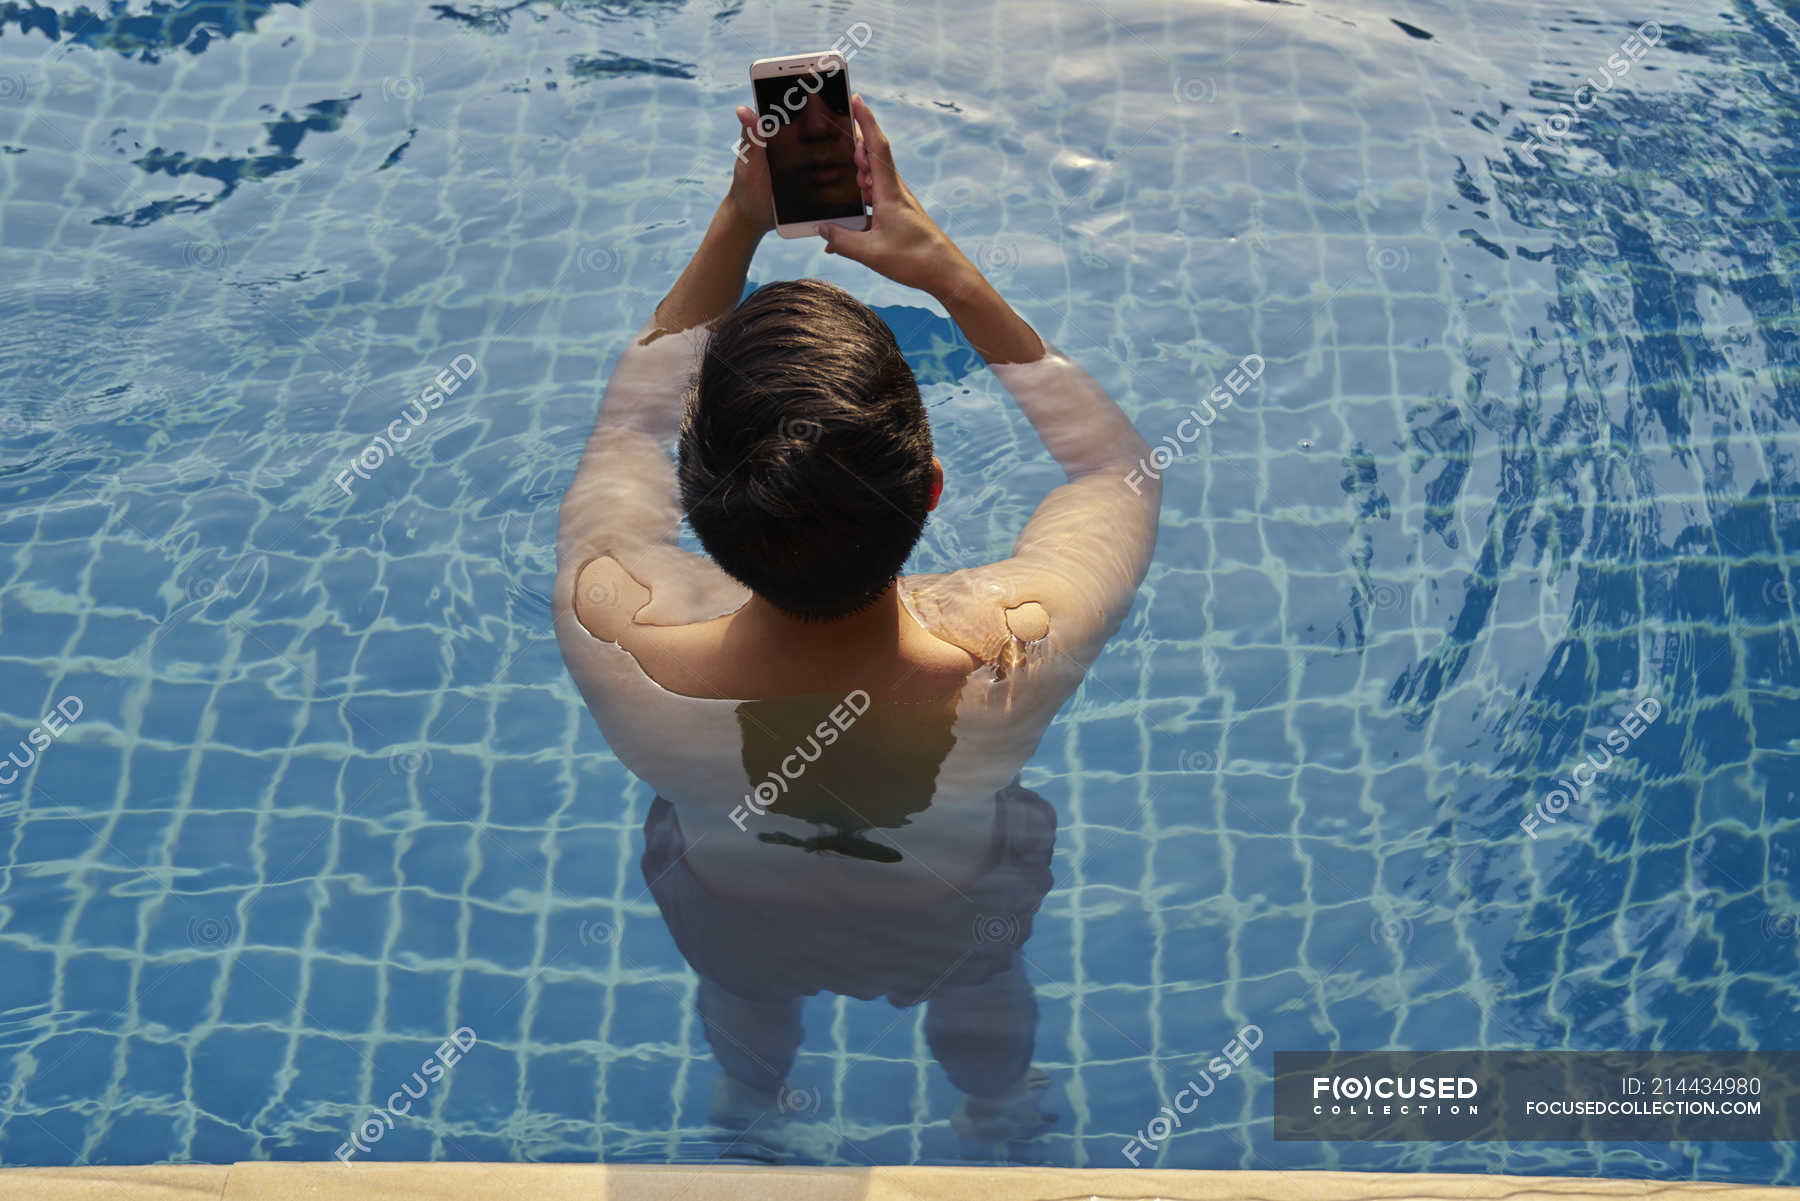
[554,107,775,635]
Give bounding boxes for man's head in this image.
[679,279,940,621]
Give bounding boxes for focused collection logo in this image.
[1310,1073,1481,1115]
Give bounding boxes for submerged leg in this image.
[923,958,1034,1096]
[697,977,804,1121]
[923,960,1055,1140]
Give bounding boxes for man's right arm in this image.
[929,256,1160,658]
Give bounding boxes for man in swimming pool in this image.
[555,95,1160,1141]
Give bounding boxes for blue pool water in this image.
[1,0,1798,1182]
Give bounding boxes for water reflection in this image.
[0,0,302,60]
[1387,8,1800,722]
[1371,4,1800,1064]
[96,96,358,228]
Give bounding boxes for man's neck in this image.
[732,583,906,653]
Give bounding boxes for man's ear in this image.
[927,457,944,511]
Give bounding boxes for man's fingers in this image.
[850,93,889,162]
[733,104,769,168]
[851,92,885,141]
[850,93,901,201]
[818,223,873,261]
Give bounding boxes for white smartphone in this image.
[748,51,869,239]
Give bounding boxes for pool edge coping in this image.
[3,1164,1798,1199]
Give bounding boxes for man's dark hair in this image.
[679,279,934,621]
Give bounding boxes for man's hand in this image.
[727,104,777,237]
[819,95,974,297]
[650,107,770,334]
[821,94,1041,365]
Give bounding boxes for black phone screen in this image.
[753,66,865,226]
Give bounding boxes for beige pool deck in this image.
[0,1165,1793,1200]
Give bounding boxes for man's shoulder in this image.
[566,555,653,644]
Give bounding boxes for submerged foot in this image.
[709,1074,783,1130]
[951,1067,1056,1143]
[710,1076,844,1162]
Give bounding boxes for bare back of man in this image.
[573,557,978,702]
